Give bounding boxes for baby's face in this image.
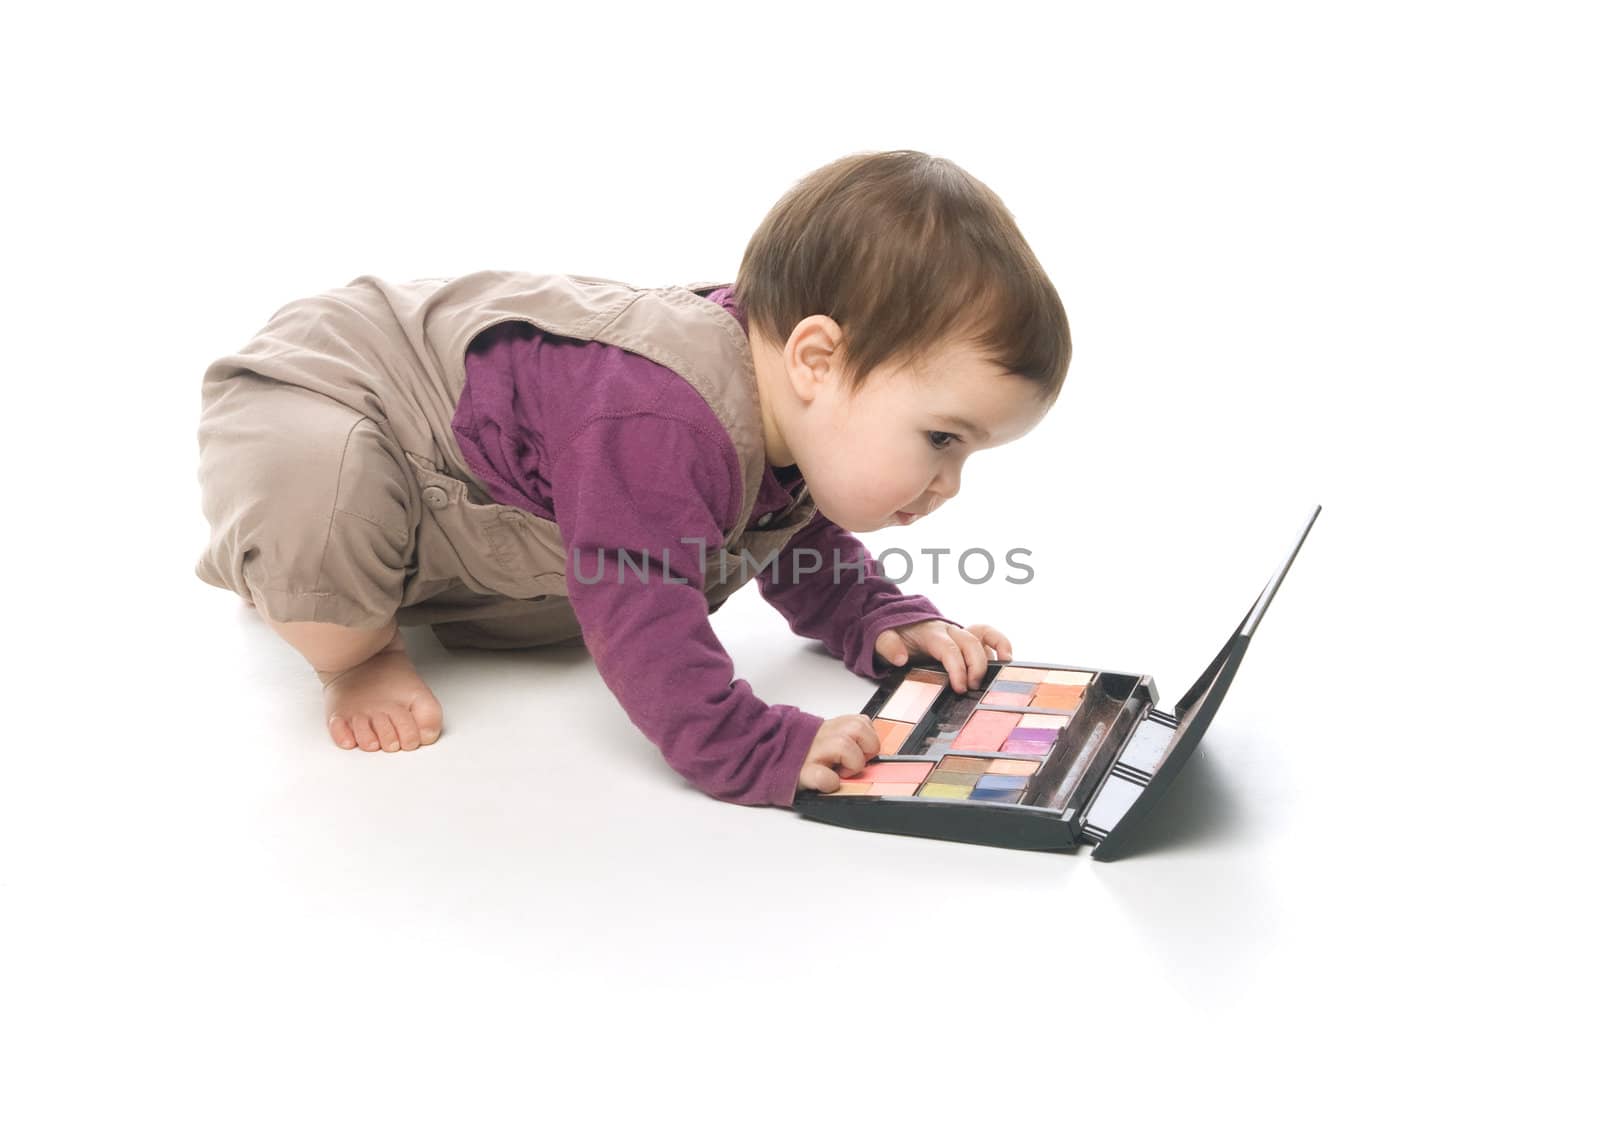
[795,339,1051,533]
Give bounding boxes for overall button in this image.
[422,485,449,509]
[754,512,774,528]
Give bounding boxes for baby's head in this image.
[736,150,1071,534]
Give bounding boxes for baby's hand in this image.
[873,620,1014,694]
[796,714,880,794]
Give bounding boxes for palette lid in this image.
[1090,506,1321,861]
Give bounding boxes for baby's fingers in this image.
[950,628,991,694]
[843,713,879,763]
[827,729,872,775]
[800,762,844,792]
[967,622,1014,661]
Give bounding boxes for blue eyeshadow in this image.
[968,787,1024,803]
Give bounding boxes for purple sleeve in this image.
[551,413,823,808]
[757,512,961,680]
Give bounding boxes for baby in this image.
[194,149,1071,806]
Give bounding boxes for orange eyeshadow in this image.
[1031,684,1084,710]
[987,758,1039,776]
[871,718,914,756]
[823,781,873,796]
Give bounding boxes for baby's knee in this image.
[196,384,412,628]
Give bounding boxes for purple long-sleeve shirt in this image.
[449,286,954,806]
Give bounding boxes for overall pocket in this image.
[404,451,569,602]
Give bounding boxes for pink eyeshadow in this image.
[952,710,1022,752]
[877,680,943,723]
[1000,738,1052,755]
[851,761,934,785]
[870,782,921,797]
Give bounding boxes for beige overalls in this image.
[194,272,818,650]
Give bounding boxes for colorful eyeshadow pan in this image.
[794,508,1323,856]
[926,772,980,790]
[911,755,1041,801]
[974,774,1028,792]
[938,756,991,774]
[953,710,1022,751]
[1043,670,1092,686]
[878,679,944,723]
[982,689,1033,706]
[1031,684,1084,710]
[853,761,934,784]
[969,787,1025,804]
[842,667,1086,799]
[871,782,921,797]
[996,666,1050,683]
[872,718,914,756]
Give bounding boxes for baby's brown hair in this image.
[735,150,1071,404]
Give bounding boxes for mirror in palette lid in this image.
[790,506,1322,860]
[1080,505,1321,860]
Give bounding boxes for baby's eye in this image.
[927,431,958,450]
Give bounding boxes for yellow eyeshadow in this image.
[917,783,973,800]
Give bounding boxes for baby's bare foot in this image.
[319,631,444,753]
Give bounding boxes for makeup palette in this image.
[792,508,1321,859]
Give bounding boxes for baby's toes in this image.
[412,694,444,745]
[370,713,403,753]
[328,715,357,750]
[350,714,383,752]
[388,707,422,752]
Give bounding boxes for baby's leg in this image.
[197,374,442,753]
[260,611,443,753]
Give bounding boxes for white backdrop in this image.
[4,2,1595,1118]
